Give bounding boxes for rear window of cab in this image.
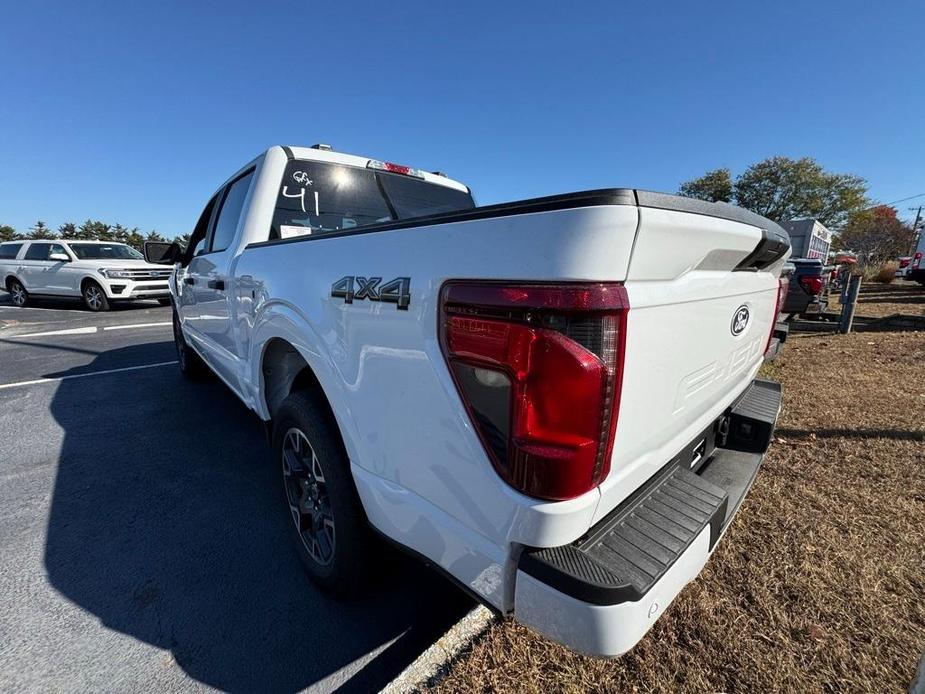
[0,243,23,259]
[270,161,474,240]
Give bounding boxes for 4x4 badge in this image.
[331,276,411,310]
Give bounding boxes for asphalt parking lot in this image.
[0,295,472,692]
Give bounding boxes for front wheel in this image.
[172,310,208,379]
[274,390,375,596]
[8,279,28,307]
[82,281,110,312]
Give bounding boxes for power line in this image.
[857,192,925,213]
[881,192,925,206]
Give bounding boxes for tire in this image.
[8,278,28,307]
[274,390,374,596]
[157,298,172,306]
[172,310,208,379]
[82,281,110,312]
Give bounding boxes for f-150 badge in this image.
[331,276,411,310]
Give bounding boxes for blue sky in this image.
[2,1,923,237]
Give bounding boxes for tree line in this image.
[678,156,917,266]
[0,220,187,251]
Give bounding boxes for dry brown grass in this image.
[832,280,925,319]
[436,332,925,693]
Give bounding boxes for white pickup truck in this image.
[145,144,790,657]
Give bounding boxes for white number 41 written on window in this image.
[281,186,320,216]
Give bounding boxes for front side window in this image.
[24,243,52,260]
[209,170,255,253]
[184,194,220,259]
[0,243,23,260]
[271,160,474,239]
[68,243,143,260]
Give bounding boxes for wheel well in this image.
[4,275,18,291]
[80,276,102,292]
[261,338,327,420]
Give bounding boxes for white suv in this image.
[0,239,173,311]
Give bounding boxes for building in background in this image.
[782,219,832,260]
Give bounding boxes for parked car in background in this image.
[0,240,172,310]
[782,258,830,319]
[895,256,911,279]
[145,144,791,658]
[907,234,925,285]
[772,261,794,349]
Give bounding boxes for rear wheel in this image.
[82,281,110,312]
[8,279,27,307]
[172,310,208,379]
[274,390,374,596]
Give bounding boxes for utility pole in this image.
[910,206,923,256]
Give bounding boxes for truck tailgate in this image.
[593,203,786,522]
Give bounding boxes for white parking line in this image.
[102,322,171,331]
[0,361,178,391]
[14,327,98,338]
[10,322,171,339]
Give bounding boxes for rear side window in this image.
[271,161,474,239]
[209,170,255,253]
[0,243,23,260]
[24,243,52,260]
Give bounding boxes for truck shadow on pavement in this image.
[43,342,471,693]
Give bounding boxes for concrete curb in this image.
[381,605,495,693]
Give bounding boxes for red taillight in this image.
[776,277,789,315]
[799,276,824,295]
[899,258,910,269]
[914,252,923,269]
[765,277,788,355]
[439,282,628,501]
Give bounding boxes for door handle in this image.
[207,279,225,291]
[184,277,195,285]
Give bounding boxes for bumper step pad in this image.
[519,379,782,606]
[519,465,727,605]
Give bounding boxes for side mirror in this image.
[144,241,182,265]
[49,252,71,262]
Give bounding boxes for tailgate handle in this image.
[208,279,225,291]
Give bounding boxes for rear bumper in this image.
[514,379,781,657]
[801,297,827,315]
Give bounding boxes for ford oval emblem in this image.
[731,305,750,336]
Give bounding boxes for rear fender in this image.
[248,299,364,470]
